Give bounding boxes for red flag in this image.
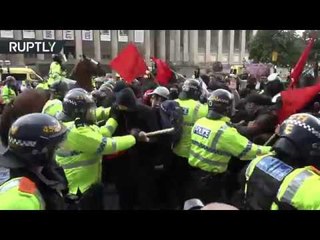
[151,57,173,85]
[289,36,316,88]
[278,82,320,123]
[110,43,147,83]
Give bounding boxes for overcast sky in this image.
[296,30,304,36]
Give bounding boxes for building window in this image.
[63,46,76,60]
[198,30,206,53]
[234,30,240,52]
[210,30,218,53]
[245,30,252,51]
[222,30,230,53]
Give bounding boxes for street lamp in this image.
[0,60,3,81]
[4,60,11,75]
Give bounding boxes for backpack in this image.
[159,100,183,147]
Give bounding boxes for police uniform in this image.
[36,81,49,90]
[0,113,68,210]
[42,99,63,117]
[56,118,135,195]
[96,106,110,125]
[242,113,320,210]
[188,89,271,203]
[173,98,208,159]
[171,79,208,207]
[1,85,16,104]
[243,153,320,210]
[56,89,138,210]
[42,80,70,118]
[48,61,66,86]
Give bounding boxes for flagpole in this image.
[171,70,186,80]
[148,71,158,85]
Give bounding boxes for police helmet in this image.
[61,89,96,123]
[0,113,67,168]
[99,80,116,93]
[94,77,106,89]
[94,77,105,83]
[207,89,233,115]
[91,89,106,102]
[52,54,62,62]
[274,113,320,165]
[181,79,201,100]
[67,88,88,95]
[49,80,69,100]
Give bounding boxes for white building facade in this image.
[0,30,258,66]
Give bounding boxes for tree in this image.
[302,30,320,61]
[248,30,305,67]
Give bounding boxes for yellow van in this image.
[230,65,245,75]
[0,66,43,84]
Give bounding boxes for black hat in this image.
[115,87,137,110]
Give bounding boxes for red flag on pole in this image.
[151,57,173,86]
[110,43,147,83]
[278,82,320,124]
[289,36,316,88]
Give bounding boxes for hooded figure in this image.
[103,87,160,210]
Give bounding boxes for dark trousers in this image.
[226,157,250,206]
[171,154,194,208]
[187,168,228,205]
[155,168,180,209]
[66,183,104,210]
[112,154,138,210]
[103,153,158,210]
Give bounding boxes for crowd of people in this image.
[1,54,320,210]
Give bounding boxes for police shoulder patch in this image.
[256,156,293,181]
[0,167,10,185]
[193,125,211,138]
[18,177,37,194]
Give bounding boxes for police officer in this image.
[94,77,106,90]
[92,88,115,125]
[188,89,271,204]
[56,89,148,210]
[48,54,67,86]
[0,113,68,210]
[172,78,208,207]
[242,113,320,210]
[42,79,69,118]
[1,76,17,104]
[36,77,50,90]
[93,80,117,124]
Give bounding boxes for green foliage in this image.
[248,30,307,67]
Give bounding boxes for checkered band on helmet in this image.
[8,136,37,147]
[283,119,320,139]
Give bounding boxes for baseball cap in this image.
[147,86,170,99]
